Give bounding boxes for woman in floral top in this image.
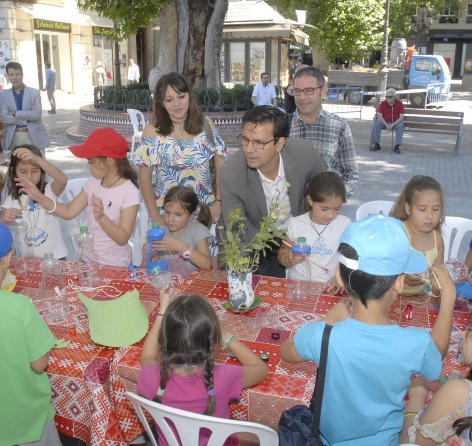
[132,73,228,227]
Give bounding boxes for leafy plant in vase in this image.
[219,197,286,310]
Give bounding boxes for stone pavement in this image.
[1,86,472,258]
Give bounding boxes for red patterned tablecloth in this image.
[14,260,158,446]
[15,264,471,445]
[112,270,472,443]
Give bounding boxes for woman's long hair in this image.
[152,72,203,136]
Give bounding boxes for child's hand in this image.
[291,252,306,265]
[159,286,180,314]
[12,147,40,164]
[1,207,22,224]
[404,273,426,288]
[407,376,430,403]
[430,265,456,304]
[91,194,105,220]
[323,277,346,295]
[14,177,42,200]
[324,298,351,325]
[155,237,187,254]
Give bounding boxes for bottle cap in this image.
[297,237,307,243]
[14,215,23,221]
[44,252,54,259]
[151,222,161,228]
[80,226,89,232]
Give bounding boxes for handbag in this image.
[278,324,333,446]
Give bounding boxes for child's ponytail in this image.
[197,202,212,228]
[203,356,216,415]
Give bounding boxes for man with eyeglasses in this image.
[251,72,277,107]
[219,105,325,278]
[289,66,358,197]
[372,88,405,154]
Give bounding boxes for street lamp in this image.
[411,3,433,54]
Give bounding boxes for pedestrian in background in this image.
[43,62,56,114]
[95,61,106,87]
[128,59,140,85]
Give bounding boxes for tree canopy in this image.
[77,0,169,39]
[274,0,463,62]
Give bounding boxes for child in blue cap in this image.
[0,222,61,445]
[281,214,456,446]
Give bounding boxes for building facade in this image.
[0,0,129,93]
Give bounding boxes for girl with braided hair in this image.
[138,289,268,446]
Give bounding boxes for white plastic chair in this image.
[125,391,279,446]
[61,177,88,251]
[442,216,472,260]
[356,200,395,221]
[127,109,146,156]
[129,200,149,267]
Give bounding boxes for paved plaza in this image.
[1,84,472,257]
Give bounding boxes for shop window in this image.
[224,40,268,84]
[467,4,472,23]
[439,7,458,23]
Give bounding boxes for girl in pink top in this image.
[138,289,269,446]
[16,128,139,267]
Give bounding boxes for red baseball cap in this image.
[69,128,128,159]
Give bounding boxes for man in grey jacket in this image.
[0,61,50,163]
[220,105,326,277]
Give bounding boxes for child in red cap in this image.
[16,128,140,267]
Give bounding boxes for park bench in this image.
[371,108,464,154]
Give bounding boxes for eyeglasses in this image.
[292,86,323,96]
[237,134,279,150]
[386,96,394,99]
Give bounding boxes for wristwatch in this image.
[181,247,193,259]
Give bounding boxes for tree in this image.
[77,0,228,90]
[274,0,462,62]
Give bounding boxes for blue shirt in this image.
[45,68,56,89]
[294,319,442,446]
[12,86,24,112]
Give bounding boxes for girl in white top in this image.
[277,171,351,293]
[16,129,140,267]
[2,144,68,259]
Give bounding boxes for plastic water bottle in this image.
[75,226,99,287]
[10,215,33,273]
[287,237,312,301]
[149,262,172,291]
[146,222,165,275]
[442,258,468,283]
[39,253,66,296]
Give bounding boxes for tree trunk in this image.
[183,0,212,87]
[175,0,189,73]
[148,2,178,93]
[204,0,228,89]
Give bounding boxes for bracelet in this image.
[45,200,57,213]
[223,334,236,350]
[282,252,290,266]
[404,412,417,417]
[156,312,165,317]
[214,199,222,203]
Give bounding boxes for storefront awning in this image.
[19,2,113,28]
[292,28,310,46]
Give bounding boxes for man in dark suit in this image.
[220,105,326,278]
[0,61,50,163]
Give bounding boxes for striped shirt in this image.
[289,109,358,196]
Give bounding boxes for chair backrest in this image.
[61,177,88,252]
[125,391,279,446]
[356,200,395,221]
[127,108,146,157]
[442,216,472,260]
[128,200,149,266]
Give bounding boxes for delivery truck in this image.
[327,54,452,108]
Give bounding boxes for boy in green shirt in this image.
[0,222,60,446]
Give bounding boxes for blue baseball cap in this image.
[0,222,13,259]
[338,215,427,276]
